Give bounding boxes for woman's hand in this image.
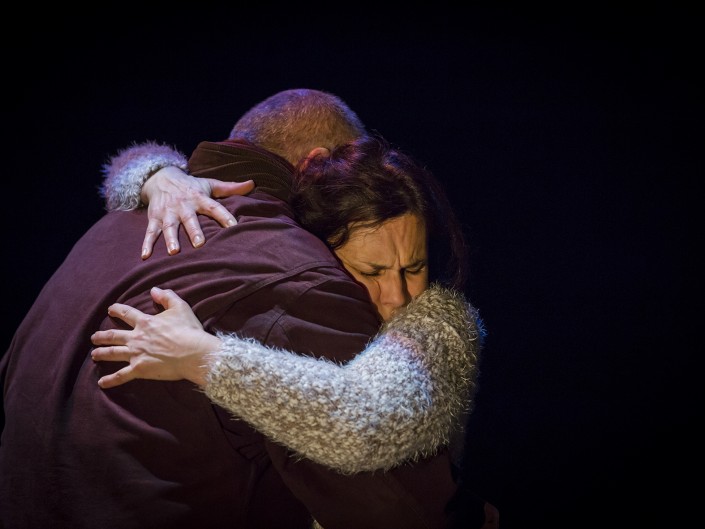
[90,287,221,388]
[140,166,255,259]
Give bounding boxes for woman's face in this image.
[334,213,429,322]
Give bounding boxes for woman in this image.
[92,135,485,475]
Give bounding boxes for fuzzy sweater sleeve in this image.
[203,283,484,474]
[99,141,189,211]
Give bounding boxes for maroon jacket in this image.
[0,140,464,529]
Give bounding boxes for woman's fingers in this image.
[105,303,146,327]
[181,210,206,249]
[139,177,254,260]
[209,179,255,200]
[150,286,185,311]
[97,364,137,389]
[90,345,131,361]
[141,218,163,260]
[160,211,182,256]
[90,287,208,388]
[91,328,133,346]
[91,346,137,388]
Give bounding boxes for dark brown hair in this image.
[292,135,469,290]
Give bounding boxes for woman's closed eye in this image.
[360,264,426,278]
[404,264,427,276]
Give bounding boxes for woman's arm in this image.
[206,283,483,474]
[92,284,484,474]
[100,141,190,211]
[101,142,253,258]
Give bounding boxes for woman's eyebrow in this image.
[362,258,427,271]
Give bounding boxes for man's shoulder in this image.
[248,270,380,362]
[210,199,341,267]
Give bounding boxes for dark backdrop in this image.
[4,6,701,528]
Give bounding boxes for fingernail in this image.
[227,218,237,226]
[141,248,149,259]
[193,235,204,247]
[168,242,178,254]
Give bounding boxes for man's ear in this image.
[299,147,330,171]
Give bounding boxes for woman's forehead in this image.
[339,214,428,267]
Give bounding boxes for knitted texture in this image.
[99,141,189,211]
[204,283,483,474]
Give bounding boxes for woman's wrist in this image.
[185,333,223,387]
[100,141,189,211]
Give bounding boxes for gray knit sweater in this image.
[100,142,484,473]
[207,284,481,474]
[99,141,189,211]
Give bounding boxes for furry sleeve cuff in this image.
[99,141,189,211]
[203,283,483,474]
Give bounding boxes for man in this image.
[1,89,491,528]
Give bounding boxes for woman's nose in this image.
[380,274,411,311]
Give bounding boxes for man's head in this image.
[229,88,367,166]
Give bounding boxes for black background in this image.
[3,6,701,528]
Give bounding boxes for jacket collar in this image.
[188,139,295,202]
